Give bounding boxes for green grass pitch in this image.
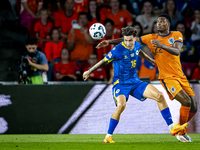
[0,134,200,150]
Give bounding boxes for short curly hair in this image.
[122,26,137,37]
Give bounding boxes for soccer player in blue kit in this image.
[83,26,188,143]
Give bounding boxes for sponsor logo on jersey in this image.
[108,52,112,58]
[136,50,139,55]
[171,87,176,93]
[124,55,128,59]
[116,89,120,94]
[168,38,174,44]
[131,53,134,57]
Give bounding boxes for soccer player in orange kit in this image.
[96,13,198,142]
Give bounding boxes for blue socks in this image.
[161,107,173,126]
[108,118,119,134]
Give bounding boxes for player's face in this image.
[40,10,48,20]
[157,17,170,33]
[124,35,136,50]
[26,45,37,53]
[176,24,185,35]
[78,15,88,26]
[65,0,74,10]
[61,48,69,60]
[89,1,97,13]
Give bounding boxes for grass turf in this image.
[0,134,200,150]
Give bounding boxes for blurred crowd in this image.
[3,0,200,82]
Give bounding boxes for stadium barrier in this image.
[0,83,200,134]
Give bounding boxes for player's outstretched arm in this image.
[83,59,107,81]
[151,39,182,56]
[96,37,123,49]
[139,50,156,66]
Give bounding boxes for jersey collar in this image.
[159,31,171,37]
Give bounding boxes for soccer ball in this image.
[89,23,106,40]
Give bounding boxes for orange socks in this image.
[179,105,191,125]
[178,105,191,135]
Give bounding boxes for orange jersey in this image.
[68,29,93,61]
[106,10,132,30]
[54,11,78,34]
[74,0,88,13]
[34,21,53,39]
[139,31,185,79]
[21,0,43,14]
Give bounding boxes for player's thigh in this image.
[180,78,195,97]
[190,96,198,113]
[160,78,182,100]
[112,84,129,106]
[143,84,163,101]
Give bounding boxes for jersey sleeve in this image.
[104,45,118,63]
[54,12,61,27]
[54,63,61,74]
[174,31,183,44]
[39,52,48,65]
[44,42,52,62]
[124,11,132,24]
[139,34,152,45]
[34,22,39,32]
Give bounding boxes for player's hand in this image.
[151,39,163,48]
[83,71,90,81]
[96,40,109,49]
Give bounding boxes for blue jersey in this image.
[104,41,142,85]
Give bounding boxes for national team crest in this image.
[108,52,112,58]
[168,38,174,44]
[136,50,139,55]
[171,87,176,93]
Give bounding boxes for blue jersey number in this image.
[155,48,163,53]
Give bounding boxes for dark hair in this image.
[87,0,101,22]
[50,28,61,39]
[175,20,186,30]
[122,26,137,37]
[142,0,154,15]
[103,18,114,26]
[26,38,37,45]
[164,0,177,16]
[78,12,88,20]
[132,22,143,37]
[38,7,47,15]
[159,13,171,23]
[151,21,157,33]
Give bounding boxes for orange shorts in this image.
[160,77,195,100]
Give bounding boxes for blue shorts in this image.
[112,80,149,106]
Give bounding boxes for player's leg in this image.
[175,92,197,142]
[143,84,188,136]
[103,94,126,143]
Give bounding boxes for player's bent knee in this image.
[182,95,191,107]
[156,92,165,102]
[117,103,126,112]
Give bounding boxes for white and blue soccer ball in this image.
[89,23,106,40]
